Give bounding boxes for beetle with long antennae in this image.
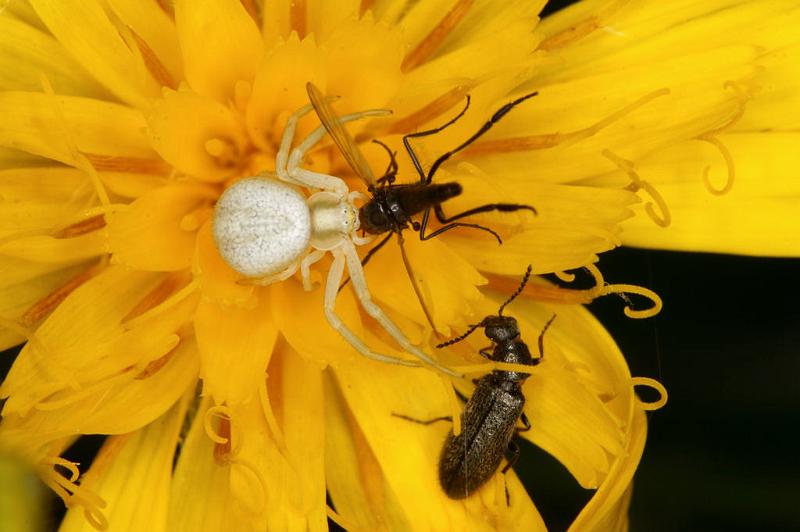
[395,265,556,501]
[308,83,539,331]
[213,90,459,376]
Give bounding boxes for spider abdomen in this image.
[213,176,311,277]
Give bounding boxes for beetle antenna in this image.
[497,265,533,316]
[372,139,398,187]
[436,320,486,349]
[537,313,557,359]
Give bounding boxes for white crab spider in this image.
[213,89,457,376]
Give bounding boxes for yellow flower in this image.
[0,0,795,530]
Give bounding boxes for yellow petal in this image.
[246,34,326,152]
[395,0,532,72]
[28,0,161,108]
[333,359,462,529]
[525,362,623,489]
[433,1,546,56]
[0,16,110,98]
[0,448,47,532]
[270,276,363,368]
[268,343,327,530]
[0,260,89,350]
[736,44,800,131]
[323,370,412,530]
[194,220,256,307]
[482,50,755,183]
[0,92,155,167]
[537,0,800,81]
[0,232,107,265]
[389,56,532,140]
[0,146,45,169]
[0,332,23,352]
[393,7,539,115]
[489,0,800,190]
[59,395,188,532]
[167,396,240,532]
[3,0,48,32]
[306,0,360,44]
[0,331,198,452]
[607,133,800,255]
[0,167,98,326]
[570,410,646,532]
[100,172,170,200]
[503,287,646,517]
[0,266,161,413]
[260,0,292,45]
[366,230,488,334]
[333,345,545,530]
[169,345,327,532]
[556,0,798,71]
[451,229,605,277]
[146,89,248,182]
[0,167,94,239]
[106,185,210,271]
[174,0,262,103]
[440,167,635,274]
[323,15,404,112]
[195,289,278,405]
[106,0,184,86]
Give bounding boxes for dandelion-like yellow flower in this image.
[0,0,797,530]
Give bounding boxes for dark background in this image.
[518,248,800,531]
[3,1,799,530]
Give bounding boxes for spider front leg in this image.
[340,241,461,377]
[323,246,420,367]
[275,102,314,186]
[286,109,390,194]
[300,249,326,291]
[242,262,299,286]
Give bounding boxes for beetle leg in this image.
[391,413,452,425]
[501,439,522,506]
[517,412,532,433]
[419,211,502,244]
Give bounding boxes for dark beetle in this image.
[307,82,538,329]
[358,181,463,237]
[356,89,540,247]
[435,266,555,499]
